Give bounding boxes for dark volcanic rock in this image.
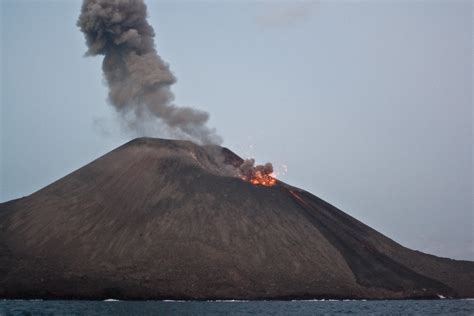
[0,137,473,300]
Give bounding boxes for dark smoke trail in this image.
[78,0,221,145]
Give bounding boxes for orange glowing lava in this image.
[241,171,277,187]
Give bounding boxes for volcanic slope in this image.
[0,138,473,300]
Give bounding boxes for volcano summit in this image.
[0,138,473,300]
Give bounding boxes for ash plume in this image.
[239,159,274,180]
[77,0,221,145]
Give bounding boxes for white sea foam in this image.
[290,299,341,302]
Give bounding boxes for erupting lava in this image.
[239,159,276,186]
[241,172,277,186]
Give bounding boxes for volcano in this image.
[0,138,473,300]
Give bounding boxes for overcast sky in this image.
[1,0,472,260]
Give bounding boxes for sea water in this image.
[0,299,473,315]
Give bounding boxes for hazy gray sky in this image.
[1,0,472,260]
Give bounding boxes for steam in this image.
[77,0,221,145]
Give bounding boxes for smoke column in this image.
[78,0,221,145]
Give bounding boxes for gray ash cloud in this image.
[78,0,221,145]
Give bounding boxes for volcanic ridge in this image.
[0,137,473,300]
